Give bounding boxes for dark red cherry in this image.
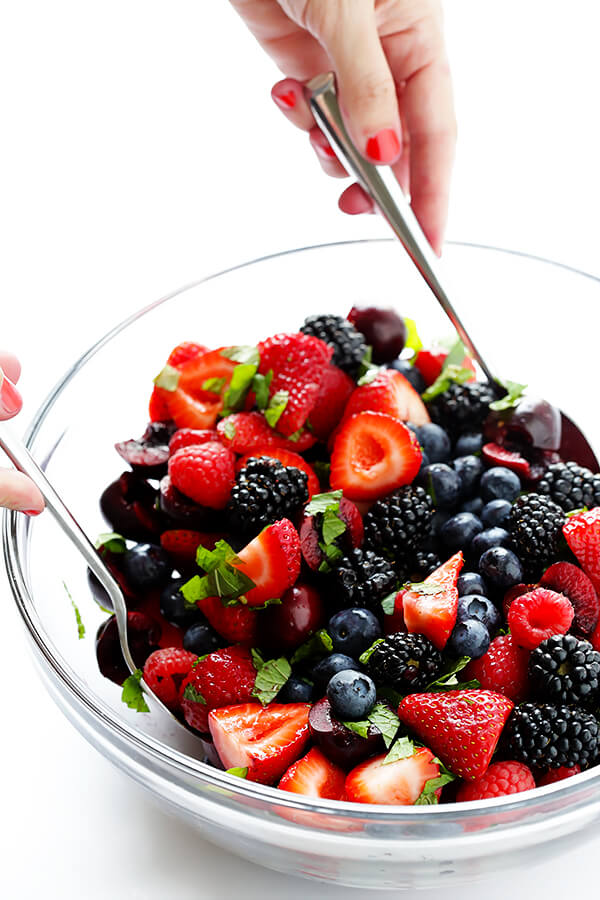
[308,697,384,769]
[100,472,162,541]
[347,306,407,364]
[485,396,562,451]
[261,583,324,651]
[159,475,220,529]
[95,611,161,684]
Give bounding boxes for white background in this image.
[1,1,600,896]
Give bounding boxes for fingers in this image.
[0,367,23,419]
[271,79,347,176]
[0,469,45,514]
[0,351,21,384]
[308,127,347,177]
[338,183,374,215]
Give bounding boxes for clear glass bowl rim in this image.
[4,237,600,822]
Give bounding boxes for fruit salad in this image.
[93,307,600,806]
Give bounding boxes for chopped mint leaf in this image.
[381,590,398,616]
[567,507,589,517]
[305,490,343,516]
[252,656,292,705]
[313,461,331,485]
[202,376,226,394]
[342,718,371,738]
[415,768,456,803]
[362,345,373,365]
[121,669,150,713]
[182,540,255,608]
[251,647,265,670]
[226,767,248,778]
[422,364,474,402]
[264,390,289,428]
[442,338,467,370]
[182,683,206,704]
[223,419,237,441]
[253,370,273,410]
[359,638,385,665]
[368,703,400,749]
[222,363,258,413]
[153,364,180,392]
[489,380,527,412]
[408,581,444,596]
[291,628,333,665]
[357,364,383,386]
[318,541,344,564]
[63,581,85,640]
[196,539,240,572]
[403,317,423,358]
[321,507,347,545]
[427,657,480,692]
[383,735,415,765]
[221,345,260,367]
[95,532,126,554]
[285,428,304,443]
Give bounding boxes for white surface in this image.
[1,1,599,896]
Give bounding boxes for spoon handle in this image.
[305,72,497,385]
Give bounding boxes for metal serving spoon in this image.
[306,72,599,471]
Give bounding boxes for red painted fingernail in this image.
[272,89,297,110]
[23,509,43,517]
[309,129,336,159]
[365,129,401,164]
[0,373,22,417]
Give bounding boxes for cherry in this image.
[261,583,324,651]
[114,422,176,479]
[299,497,364,572]
[100,472,162,541]
[308,697,384,769]
[95,611,161,684]
[347,306,406,364]
[485,396,562,452]
[159,475,220,529]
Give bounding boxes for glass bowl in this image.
[4,240,600,890]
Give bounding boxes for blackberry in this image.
[426,382,497,436]
[529,634,600,707]
[538,461,600,512]
[331,548,397,613]
[410,550,441,579]
[228,457,308,535]
[508,493,565,570]
[503,703,600,769]
[364,485,434,565]
[367,633,443,693]
[300,313,366,378]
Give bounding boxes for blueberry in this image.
[387,357,426,393]
[278,676,314,703]
[481,499,512,529]
[182,621,223,656]
[480,467,521,502]
[440,512,483,552]
[421,463,462,510]
[457,595,501,633]
[479,547,523,589]
[312,653,361,691]
[329,608,382,660]
[416,423,452,463]
[160,578,202,627]
[326,670,377,721]
[457,571,487,597]
[432,509,452,535]
[461,496,485,517]
[452,455,483,497]
[121,543,172,589]
[470,527,510,557]
[447,618,490,659]
[454,432,484,456]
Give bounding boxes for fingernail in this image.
[365,129,401,164]
[0,373,22,417]
[23,509,43,517]
[309,130,336,159]
[272,89,297,110]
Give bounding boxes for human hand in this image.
[231,0,456,255]
[0,352,45,514]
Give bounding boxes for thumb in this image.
[313,1,401,163]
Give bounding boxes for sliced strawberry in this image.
[217,411,316,455]
[166,390,222,430]
[257,332,332,436]
[563,508,600,596]
[237,447,320,498]
[197,595,258,645]
[307,363,355,440]
[403,552,463,650]
[234,518,301,607]
[160,529,222,566]
[482,443,532,479]
[158,349,237,429]
[415,348,476,387]
[209,702,311,784]
[279,747,346,800]
[330,411,422,501]
[148,386,172,422]
[398,690,514,781]
[342,369,430,427]
[384,589,408,635]
[540,561,600,634]
[179,645,257,733]
[345,747,441,805]
[167,341,208,368]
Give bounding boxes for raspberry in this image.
[507,588,574,650]
[143,647,198,711]
[466,634,531,703]
[179,645,257,733]
[169,428,218,456]
[166,341,207,368]
[456,761,535,802]
[536,765,581,786]
[168,442,235,509]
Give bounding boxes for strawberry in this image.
[217,411,316,455]
[384,589,408,635]
[415,347,476,386]
[456,761,535,802]
[234,518,301,607]
[342,369,430,427]
[158,349,237,429]
[143,647,198,711]
[540,561,600,634]
[167,341,207,368]
[563,508,600,594]
[179,645,257,733]
[165,391,222,430]
[481,443,532,479]
[169,428,218,456]
[168,443,236,509]
[160,529,222,565]
[279,747,346,800]
[402,552,463,650]
[398,690,514,781]
[148,386,172,422]
[257,332,332,436]
[237,447,320,498]
[197,595,258,645]
[307,363,355,439]
[536,765,581,786]
[299,497,364,571]
[208,702,311,784]
[330,412,422,501]
[345,748,442,805]
[465,634,530,703]
[507,588,574,649]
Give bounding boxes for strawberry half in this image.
[399,690,514,781]
[209,702,311,784]
[342,369,430,427]
[196,595,258,645]
[149,385,172,422]
[179,645,257,733]
[279,747,346,800]
[345,747,441,805]
[563,508,600,596]
[540,561,600,634]
[217,411,316,455]
[234,518,301,607]
[307,363,355,440]
[157,349,238,429]
[167,341,208,368]
[237,447,320,498]
[403,552,463,650]
[160,529,222,566]
[415,347,476,386]
[330,411,422,501]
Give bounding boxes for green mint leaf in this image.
[264,390,289,428]
[196,540,239,572]
[381,590,398,616]
[567,507,589,518]
[182,683,206,704]
[223,418,237,441]
[403,317,423,358]
[153,364,180,392]
[321,507,347,545]
[415,771,456,804]
[422,365,474,402]
[290,628,333,665]
[252,656,292,705]
[442,337,467,370]
[222,363,258,413]
[226,767,248,778]
[414,791,439,805]
[427,657,480,692]
[312,461,331,486]
[359,638,385,665]
[342,718,370,739]
[221,345,260,367]
[212,564,255,601]
[383,735,415,765]
[253,370,273,410]
[489,379,527,412]
[305,490,343,516]
[183,539,255,607]
[368,703,400,749]
[202,377,227,395]
[251,648,265,671]
[408,581,444,596]
[357,364,383,386]
[95,532,127,554]
[181,574,209,608]
[121,669,150,713]
[63,581,85,640]
[285,428,303,443]
[321,542,343,564]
